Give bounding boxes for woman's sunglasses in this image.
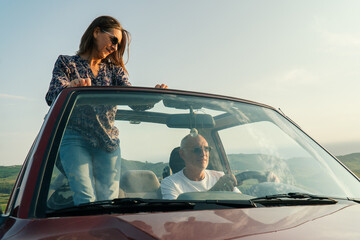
[102,30,120,48]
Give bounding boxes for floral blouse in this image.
[45,55,131,152]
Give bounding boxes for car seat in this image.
[120,170,161,199]
[169,147,185,174]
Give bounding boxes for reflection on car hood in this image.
[4,203,360,239]
[119,203,360,239]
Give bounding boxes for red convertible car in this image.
[1,87,360,239]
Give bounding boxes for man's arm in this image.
[209,174,238,192]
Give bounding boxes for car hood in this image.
[4,203,360,239]
[119,203,360,239]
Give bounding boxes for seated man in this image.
[161,134,240,200]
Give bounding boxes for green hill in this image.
[228,153,360,177]
[0,166,22,180]
[0,165,22,212]
[337,153,360,177]
[0,165,22,194]
[121,159,167,178]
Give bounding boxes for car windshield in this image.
[45,90,360,212]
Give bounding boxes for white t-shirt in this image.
[161,169,239,200]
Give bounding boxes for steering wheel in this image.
[234,171,268,186]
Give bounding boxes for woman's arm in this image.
[45,56,72,106]
[45,56,91,106]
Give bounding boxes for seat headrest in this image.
[120,170,160,193]
[169,147,185,174]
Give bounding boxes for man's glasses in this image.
[102,30,120,47]
[189,146,212,155]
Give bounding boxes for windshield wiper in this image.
[346,197,360,204]
[46,198,256,217]
[251,192,338,207]
[116,198,258,210]
[201,199,257,209]
[47,198,193,217]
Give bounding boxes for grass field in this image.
[1,193,9,212]
[0,165,21,212]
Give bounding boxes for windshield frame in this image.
[31,87,360,218]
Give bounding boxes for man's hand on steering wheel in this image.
[266,171,280,183]
[235,171,281,187]
[209,174,237,191]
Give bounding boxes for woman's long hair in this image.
[77,16,130,73]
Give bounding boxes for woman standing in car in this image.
[46,16,167,205]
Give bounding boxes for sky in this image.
[0,0,359,166]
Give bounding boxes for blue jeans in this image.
[60,130,121,205]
